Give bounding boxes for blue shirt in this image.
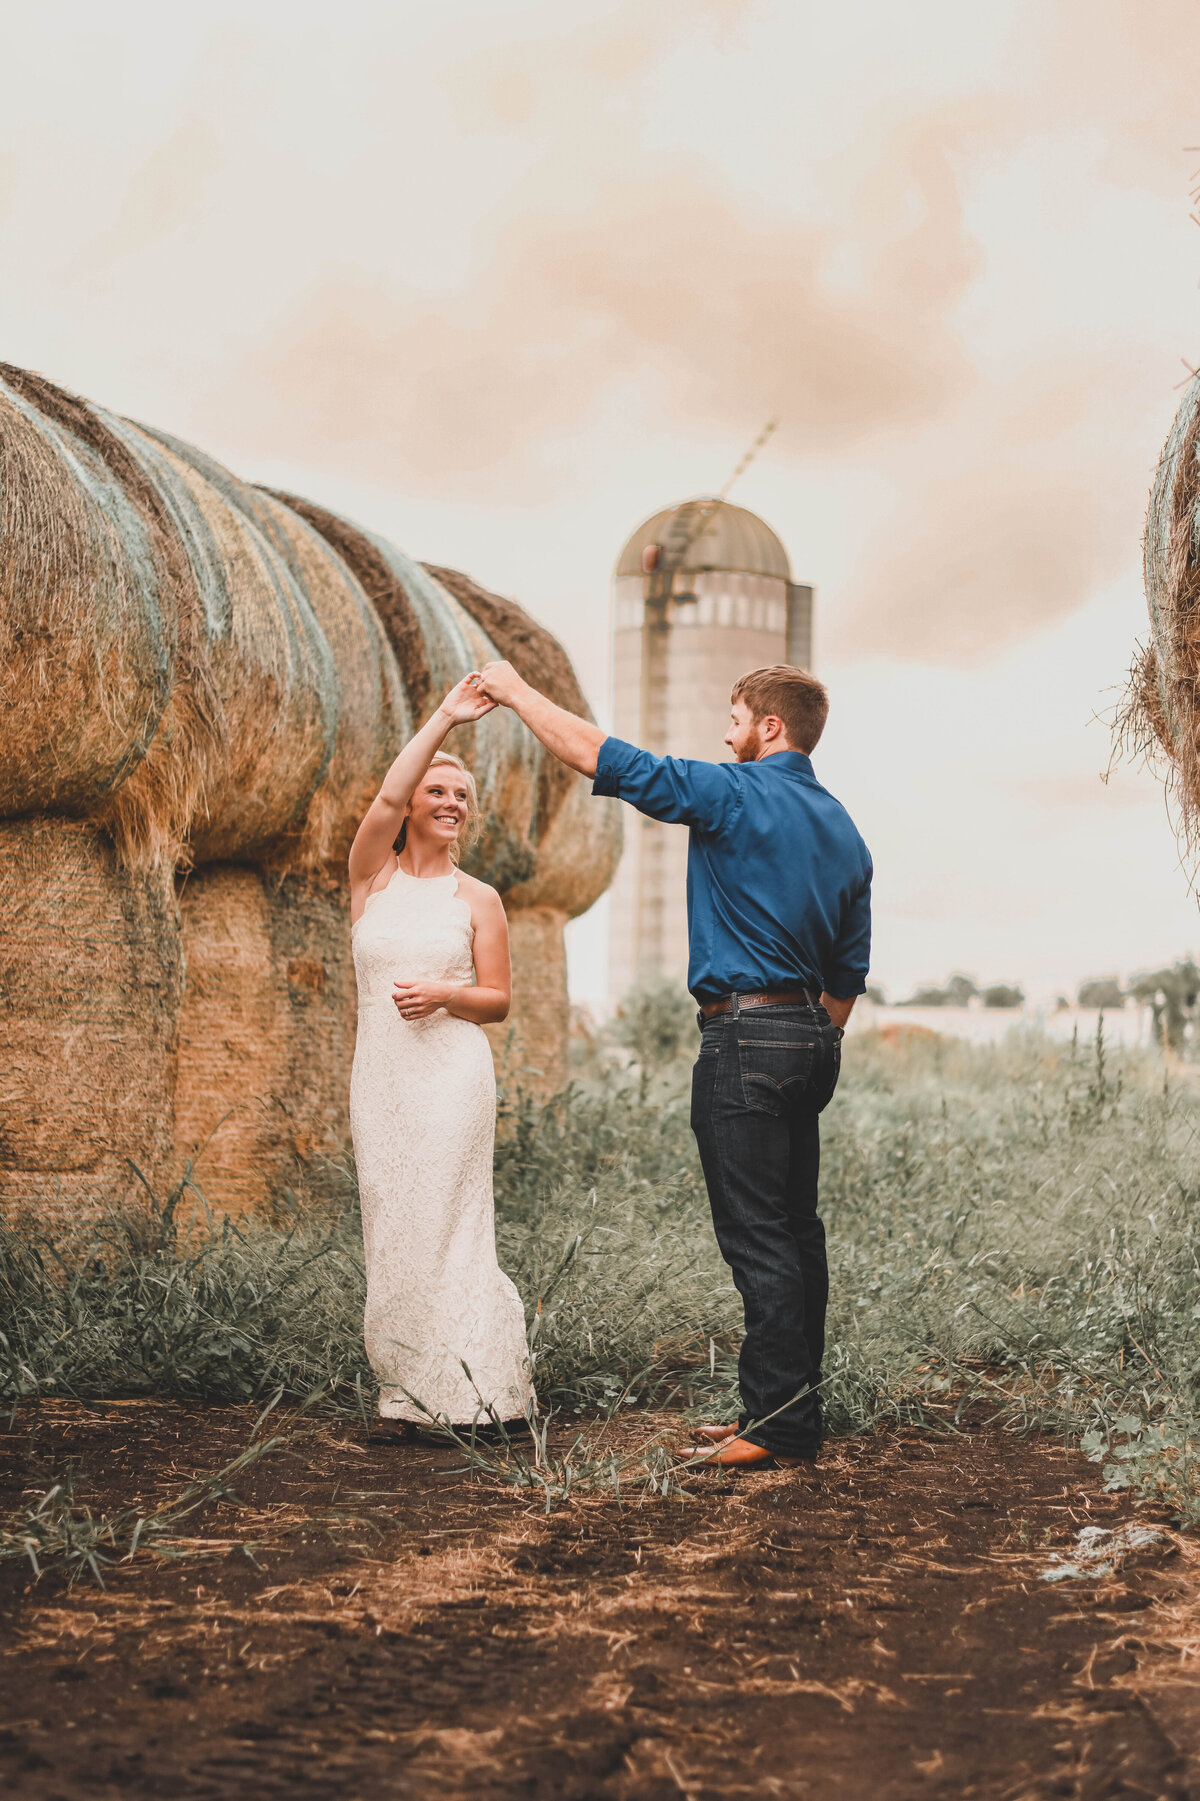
[593,738,872,1003]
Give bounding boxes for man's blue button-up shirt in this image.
[593,738,872,1004]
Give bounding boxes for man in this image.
[474,660,872,1470]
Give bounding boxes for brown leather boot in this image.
[682,1435,812,1470]
[692,1423,740,1444]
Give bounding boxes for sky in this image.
[4,0,1200,1007]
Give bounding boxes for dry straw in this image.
[425,562,591,846]
[266,491,434,723]
[269,497,540,891]
[1118,371,1200,866]
[0,364,409,875]
[0,367,221,869]
[130,425,406,872]
[0,359,617,895]
[420,562,621,911]
[0,361,623,1215]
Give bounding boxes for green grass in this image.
[4,1022,1200,1520]
[1,1415,294,1585]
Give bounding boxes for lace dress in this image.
[350,866,533,1423]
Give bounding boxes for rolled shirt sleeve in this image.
[593,737,740,833]
[591,734,872,1004]
[823,868,873,998]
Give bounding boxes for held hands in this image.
[438,674,497,727]
[393,980,454,1020]
[473,661,525,708]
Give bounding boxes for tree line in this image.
[869,958,1200,1042]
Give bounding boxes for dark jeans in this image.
[690,999,842,1457]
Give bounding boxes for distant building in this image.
[609,497,814,1000]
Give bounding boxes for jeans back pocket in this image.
[736,1025,816,1117]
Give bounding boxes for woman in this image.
[348,675,534,1440]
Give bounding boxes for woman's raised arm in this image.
[348,677,495,894]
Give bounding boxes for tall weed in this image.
[4,1026,1200,1518]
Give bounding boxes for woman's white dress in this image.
[350,866,533,1424]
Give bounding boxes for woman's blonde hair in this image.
[395,751,482,862]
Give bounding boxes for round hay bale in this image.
[174,864,290,1215]
[0,370,220,867]
[482,906,572,1100]
[264,492,433,721]
[268,503,623,1095]
[1,359,624,1214]
[175,863,356,1216]
[124,426,409,870]
[419,566,622,918]
[262,868,359,1195]
[1124,371,1200,845]
[120,423,335,862]
[335,533,547,890]
[0,817,181,1225]
[424,562,587,846]
[0,372,408,876]
[242,491,410,871]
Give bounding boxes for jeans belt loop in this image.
[730,991,740,1020]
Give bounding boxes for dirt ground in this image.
[2,1403,1199,1800]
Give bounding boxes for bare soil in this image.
[1,1402,1197,1799]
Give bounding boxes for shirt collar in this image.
[761,750,815,778]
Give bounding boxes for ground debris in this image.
[0,1403,1193,1799]
[1040,1522,1176,1583]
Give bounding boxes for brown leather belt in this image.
[700,988,821,1020]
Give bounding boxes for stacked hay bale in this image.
[0,818,182,1225]
[0,369,210,1226]
[0,365,619,1223]
[426,564,610,1088]
[1125,373,1200,855]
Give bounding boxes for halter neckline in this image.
[393,863,458,885]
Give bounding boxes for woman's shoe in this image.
[459,1416,534,1445]
[366,1421,418,1446]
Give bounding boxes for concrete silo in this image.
[609,496,813,1000]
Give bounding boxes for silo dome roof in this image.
[615,497,791,582]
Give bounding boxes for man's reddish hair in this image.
[731,664,829,754]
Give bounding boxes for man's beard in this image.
[735,725,764,764]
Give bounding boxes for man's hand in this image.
[472,662,605,776]
[474,661,527,709]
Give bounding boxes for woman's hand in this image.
[474,660,527,709]
[393,979,455,1020]
[438,675,497,727]
[351,678,493,899]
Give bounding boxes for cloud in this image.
[446,0,750,130]
[67,118,223,275]
[826,0,1200,665]
[831,352,1161,663]
[206,99,996,501]
[1034,0,1200,179]
[176,0,1200,665]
